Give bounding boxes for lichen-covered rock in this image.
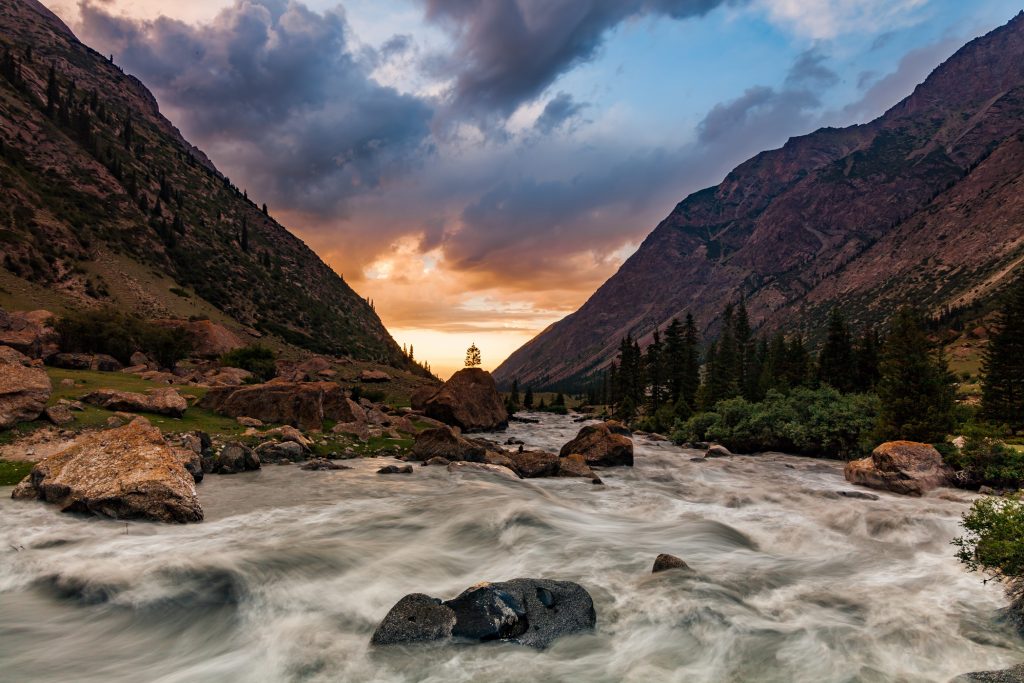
[558,454,602,484]
[559,422,633,467]
[844,441,947,496]
[0,346,51,429]
[424,368,508,432]
[11,418,202,523]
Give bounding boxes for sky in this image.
[42,0,1024,378]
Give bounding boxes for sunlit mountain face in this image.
[43,0,1023,377]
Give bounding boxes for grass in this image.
[0,460,33,486]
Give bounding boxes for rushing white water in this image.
[1,414,1022,682]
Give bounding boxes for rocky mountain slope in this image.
[0,0,412,368]
[495,11,1024,390]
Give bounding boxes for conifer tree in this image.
[465,343,481,367]
[982,276,1024,429]
[524,387,534,409]
[853,326,882,393]
[645,330,665,411]
[818,308,856,392]
[664,318,684,404]
[785,335,811,388]
[876,307,957,442]
[681,313,701,410]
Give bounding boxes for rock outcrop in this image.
[0,309,58,359]
[153,319,244,358]
[82,388,188,417]
[0,345,51,429]
[424,368,508,432]
[204,443,260,474]
[844,441,948,496]
[411,426,488,462]
[49,352,123,372]
[371,579,596,649]
[11,417,203,523]
[559,422,634,467]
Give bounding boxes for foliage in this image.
[954,496,1024,592]
[350,386,386,404]
[673,387,879,459]
[946,433,1024,488]
[220,345,277,382]
[875,307,958,443]
[465,343,481,368]
[0,460,33,486]
[982,274,1024,430]
[55,308,193,368]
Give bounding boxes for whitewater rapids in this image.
[1,414,1022,682]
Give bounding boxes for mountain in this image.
[495,12,1024,390]
[0,0,412,368]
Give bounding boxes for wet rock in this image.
[952,664,1024,682]
[837,490,880,501]
[558,454,602,484]
[82,388,188,417]
[652,554,691,573]
[371,594,457,646]
[204,443,260,474]
[371,579,595,650]
[706,444,733,457]
[11,417,202,523]
[506,437,525,445]
[0,347,52,429]
[844,441,947,496]
[559,422,633,467]
[378,464,414,475]
[509,451,560,478]
[604,420,632,436]
[174,449,204,483]
[411,426,487,462]
[254,440,306,463]
[423,368,508,432]
[300,458,350,471]
[424,456,451,467]
[484,450,517,470]
[446,461,520,480]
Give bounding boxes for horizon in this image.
[41,0,1024,378]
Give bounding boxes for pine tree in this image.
[785,335,811,388]
[734,299,759,400]
[524,387,534,409]
[465,343,481,367]
[853,326,882,393]
[681,313,701,410]
[876,307,957,442]
[982,276,1024,429]
[707,304,740,406]
[645,330,665,411]
[511,379,521,408]
[818,308,856,392]
[664,318,684,404]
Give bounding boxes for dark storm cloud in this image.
[785,48,839,89]
[420,0,742,118]
[77,0,434,214]
[534,92,587,133]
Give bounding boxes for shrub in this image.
[55,308,193,368]
[220,345,277,382]
[350,386,386,404]
[672,387,878,459]
[954,496,1024,608]
[947,435,1024,489]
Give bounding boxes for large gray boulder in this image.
[371,579,596,649]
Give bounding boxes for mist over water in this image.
[1,414,1022,682]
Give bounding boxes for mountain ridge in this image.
[494,11,1024,390]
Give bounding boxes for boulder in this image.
[844,441,947,496]
[326,395,366,424]
[424,456,451,467]
[199,381,341,430]
[371,579,596,650]
[410,385,439,411]
[952,664,1024,682]
[204,443,260,474]
[237,416,264,428]
[652,554,691,574]
[333,421,371,441]
[446,461,520,480]
[82,388,188,417]
[129,351,152,367]
[153,319,244,358]
[483,450,517,471]
[359,370,391,383]
[300,458,350,471]
[0,309,58,358]
[255,440,306,463]
[706,444,733,458]
[0,347,51,429]
[276,356,333,382]
[424,368,508,432]
[44,404,75,426]
[509,451,560,478]
[558,454,602,484]
[173,448,204,484]
[559,422,633,467]
[604,420,632,437]
[204,367,253,386]
[10,418,203,523]
[378,464,414,475]
[411,426,487,462]
[49,353,123,372]
[260,425,313,450]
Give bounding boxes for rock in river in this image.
[844,441,947,496]
[423,368,508,432]
[559,422,633,467]
[371,579,596,649]
[11,417,203,523]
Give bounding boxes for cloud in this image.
[420,0,740,119]
[785,48,839,89]
[756,0,928,39]
[77,0,434,215]
[533,91,587,133]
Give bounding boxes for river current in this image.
[1,413,1022,682]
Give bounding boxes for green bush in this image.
[55,308,193,368]
[220,345,277,382]
[946,435,1024,489]
[954,496,1024,604]
[672,387,878,458]
[350,386,386,404]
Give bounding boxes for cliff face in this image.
[495,12,1024,389]
[0,0,409,366]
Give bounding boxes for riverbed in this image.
[1,414,1021,682]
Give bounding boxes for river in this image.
[1,414,1021,682]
